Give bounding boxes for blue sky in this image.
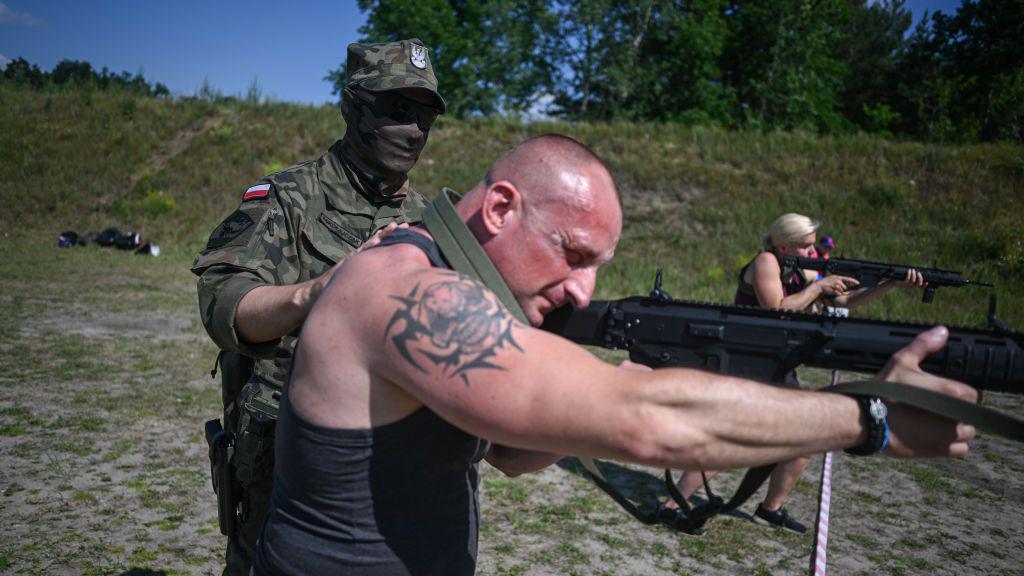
[0,1,966,106]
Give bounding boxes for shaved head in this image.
[458,134,622,325]
[483,134,618,222]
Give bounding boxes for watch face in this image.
[869,398,888,420]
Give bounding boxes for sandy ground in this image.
[1,244,1023,575]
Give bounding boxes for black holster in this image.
[204,350,256,536]
[205,417,238,536]
[219,351,255,410]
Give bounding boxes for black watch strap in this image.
[845,396,889,456]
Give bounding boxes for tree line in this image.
[1,57,171,98]
[330,0,1022,142]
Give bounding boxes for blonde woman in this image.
[663,213,925,535]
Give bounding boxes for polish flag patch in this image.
[243,183,272,201]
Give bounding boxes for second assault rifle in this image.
[783,255,994,303]
[542,271,1020,392]
[540,271,1023,531]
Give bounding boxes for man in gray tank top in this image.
[255,135,979,575]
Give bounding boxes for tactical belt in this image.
[421,188,1024,531]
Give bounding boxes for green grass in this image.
[2,84,1020,328]
[906,463,954,495]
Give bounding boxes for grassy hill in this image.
[2,85,1022,326]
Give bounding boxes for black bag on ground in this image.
[95,227,141,249]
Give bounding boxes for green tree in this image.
[328,0,557,117]
[721,0,852,132]
[2,57,168,97]
[895,0,1024,142]
[1,57,46,89]
[550,0,733,123]
[835,0,912,134]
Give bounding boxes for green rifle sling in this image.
[421,188,527,324]
[830,380,1024,441]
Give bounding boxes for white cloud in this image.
[0,3,46,27]
[0,53,9,71]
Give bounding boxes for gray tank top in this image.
[254,229,490,576]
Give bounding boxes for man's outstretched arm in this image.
[368,269,976,472]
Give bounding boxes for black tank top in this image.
[734,254,807,307]
[254,229,490,576]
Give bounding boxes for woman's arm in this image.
[751,252,857,311]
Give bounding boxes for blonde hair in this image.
[762,213,820,251]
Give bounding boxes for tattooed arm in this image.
[362,268,974,471]
[288,248,974,474]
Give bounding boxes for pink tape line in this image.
[812,369,842,576]
[811,451,834,576]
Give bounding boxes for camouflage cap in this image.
[347,38,446,113]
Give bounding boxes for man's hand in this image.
[304,223,410,308]
[237,222,410,344]
[360,221,409,252]
[876,326,978,458]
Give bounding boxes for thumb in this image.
[897,326,948,365]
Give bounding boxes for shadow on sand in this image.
[556,457,754,523]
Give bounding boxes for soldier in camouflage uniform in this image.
[191,39,446,576]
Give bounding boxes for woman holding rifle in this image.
[662,213,925,535]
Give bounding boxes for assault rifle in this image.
[541,271,1021,392]
[541,271,1023,532]
[783,255,994,304]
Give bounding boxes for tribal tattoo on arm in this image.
[384,272,523,385]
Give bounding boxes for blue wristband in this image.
[880,419,890,452]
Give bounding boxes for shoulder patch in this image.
[243,183,272,201]
[206,210,256,250]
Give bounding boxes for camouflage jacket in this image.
[192,140,429,395]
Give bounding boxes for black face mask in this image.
[340,87,435,192]
[346,88,440,131]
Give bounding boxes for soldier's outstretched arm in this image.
[233,220,409,344]
[366,269,976,471]
[193,183,408,349]
[234,222,409,344]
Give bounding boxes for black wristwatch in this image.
[845,396,890,456]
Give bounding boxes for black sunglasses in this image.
[347,88,440,129]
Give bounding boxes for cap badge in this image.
[410,44,428,69]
